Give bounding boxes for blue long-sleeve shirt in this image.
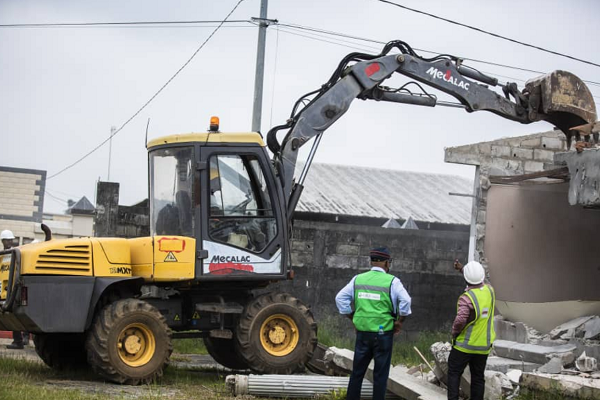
[335,267,412,317]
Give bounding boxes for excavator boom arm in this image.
[267,42,597,215]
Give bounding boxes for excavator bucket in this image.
[525,71,597,148]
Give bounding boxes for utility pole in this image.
[108,126,116,181]
[251,0,268,133]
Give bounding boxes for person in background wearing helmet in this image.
[1,230,28,350]
[448,260,496,400]
[335,247,412,400]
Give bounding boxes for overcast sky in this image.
[1,0,598,213]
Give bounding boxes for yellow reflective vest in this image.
[453,284,496,355]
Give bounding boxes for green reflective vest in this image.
[353,270,396,332]
[454,284,496,355]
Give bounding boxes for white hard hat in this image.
[1,230,15,240]
[463,261,485,285]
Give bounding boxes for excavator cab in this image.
[147,122,288,280]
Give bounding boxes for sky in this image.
[1,0,598,213]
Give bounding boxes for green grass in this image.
[317,315,450,367]
[172,338,208,355]
[0,356,246,400]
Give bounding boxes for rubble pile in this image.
[226,315,600,399]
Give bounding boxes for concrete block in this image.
[541,136,565,150]
[575,351,598,372]
[485,356,540,374]
[484,371,513,400]
[533,148,556,163]
[506,369,522,385]
[522,372,600,398]
[494,317,528,343]
[491,145,511,158]
[583,317,600,341]
[335,244,360,256]
[491,158,521,172]
[523,160,545,173]
[478,143,492,155]
[510,147,533,160]
[493,340,577,364]
[444,150,481,166]
[520,137,542,148]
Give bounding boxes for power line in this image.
[279,21,600,88]
[374,0,600,69]
[0,20,250,28]
[47,0,246,180]
[277,24,600,102]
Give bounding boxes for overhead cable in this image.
[0,20,250,28]
[279,21,600,88]
[47,0,246,180]
[374,0,600,68]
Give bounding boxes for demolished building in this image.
[445,129,600,332]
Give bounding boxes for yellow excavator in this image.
[0,40,596,384]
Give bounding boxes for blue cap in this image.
[370,247,391,261]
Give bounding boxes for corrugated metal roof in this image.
[296,163,473,225]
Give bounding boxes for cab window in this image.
[209,155,276,253]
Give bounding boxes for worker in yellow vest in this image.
[335,247,412,400]
[448,260,496,400]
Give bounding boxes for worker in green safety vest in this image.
[448,260,496,400]
[335,247,412,400]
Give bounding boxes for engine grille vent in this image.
[35,244,92,272]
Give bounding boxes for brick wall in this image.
[272,220,469,335]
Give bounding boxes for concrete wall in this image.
[272,220,469,334]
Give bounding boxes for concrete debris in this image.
[549,316,595,340]
[426,371,438,384]
[537,357,563,374]
[506,369,522,385]
[584,317,600,341]
[493,339,577,364]
[225,374,401,399]
[494,316,529,344]
[324,346,445,400]
[484,371,513,400]
[323,346,355,375]
[377,366,446,400]
[576,351,599,372]
[522,372,600,399]
[485,356,540,373]
[307,343,346,376]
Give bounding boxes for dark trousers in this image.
[347,331,393,400]
[11,331,23,345]
[447,347,488,400]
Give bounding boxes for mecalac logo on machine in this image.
[426,67,470,90]
[210,255,251,263]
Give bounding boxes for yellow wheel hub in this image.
[117,323,156,367]
[260,314,299,357]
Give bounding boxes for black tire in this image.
[235,292,317,374]
[203,336,249,370]
[34,333,88,370]
[85,299,172,385]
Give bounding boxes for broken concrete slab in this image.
[494,339,577,364]
[323,346,356,375]
[494,317,529,343]
[584,317,600,341]
[485,356,540,373]
[537,357,563,374]
[325,346,445,400]
[550,316,595,340]
[522,372,600,399]
[374,366,446,400]
[307,343,346,376]
[484,371,513,400]
[506,369,522,385]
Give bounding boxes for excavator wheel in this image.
[85,299,172,385]
[34,333,88,370]
[203,336,250,370]
[235,292,318,374]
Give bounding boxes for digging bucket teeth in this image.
[525,70,597,148]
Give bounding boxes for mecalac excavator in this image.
[0,40,596,384]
